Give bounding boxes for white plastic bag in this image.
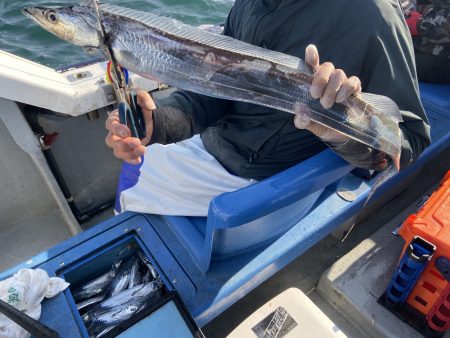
[0,269,69,338]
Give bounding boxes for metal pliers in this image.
[93,0,146,139]
[118,89,146,139]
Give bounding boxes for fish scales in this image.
[103,7,387,131]
[112,25,309,114]
[101,4,303,68]
[101,5,318,113]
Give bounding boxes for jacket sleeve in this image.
[150,92,231,145]
[327,4,431,170]
[149,8,237,146]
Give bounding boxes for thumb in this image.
[136,89,155,144]
[294,104,348,142]
[137,90,156,108]
[294,104,311,130]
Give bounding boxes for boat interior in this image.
[0,49,449,337]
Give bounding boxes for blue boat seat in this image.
[116,148,353,273]
[115,83,450,273]
[419,83,450,116]
[418,83,450,152]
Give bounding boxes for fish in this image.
[94,325,117,338]
[72,271,114,302]
[104,257,134,298]
[22,2,403,168]
[83,281,163,321]
[136,250,160,281]
[86,300,145,337]
[142,270,152,284]
[76,294,105,311]
[82,281,163,331]
[110,243,139,272]
[72,247,137,302]
[128,257,143,288]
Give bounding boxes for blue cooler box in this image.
[2,213,203,338]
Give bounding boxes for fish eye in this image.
[46,11,58,24]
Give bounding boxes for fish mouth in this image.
[21,7,33,18]
[21,7,40,18]
[21,7,44,26]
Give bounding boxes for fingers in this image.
[310,62,335,100]
[295,117,349,143]
[314,70,361,108]
[306,45,361,108]
[300,45,358,143]
[305,44,319,72]
[105,108,145,163]
[321,69,346,109]
[294,104,311,129]
[335,76,361,103]
[135,90,155,145]
[136,90,156,111]
[105,91,156,163]
[105,109,130,138]
[105,133,146,163]
[294,104,346,142]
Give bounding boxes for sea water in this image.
[0,0,234,68]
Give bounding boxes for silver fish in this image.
[94,325,117,338]
[136,250,160,281]
[84,281,162,318]
[91,302,142,325]
[128,258,143,288]
[87,300,145,337]
[104,257,135,298]
[82,282,162,329]
[142,270,152,284]
[22,3,403,167]
[73,271,113,302]
[76,294,105,311]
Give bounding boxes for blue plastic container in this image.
[386,236,436,303]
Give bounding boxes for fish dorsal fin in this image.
[100,4,303,69]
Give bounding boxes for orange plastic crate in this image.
[398,171,450,316]
[427,283,450,332]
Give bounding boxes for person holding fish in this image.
[23,0,431,216]
[103,0,430,216]
[107,44,363,162]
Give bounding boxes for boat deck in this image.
[204,147,450,337]
[0,51,449,337]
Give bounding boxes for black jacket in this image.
[150,0,431,180]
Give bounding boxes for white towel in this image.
[0,269,69,338]
[119,135,256,216]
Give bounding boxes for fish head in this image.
[22,5,101,49]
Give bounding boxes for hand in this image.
[105,90,155,164]
[294,44,362,143]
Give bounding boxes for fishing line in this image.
[340,162,396,242]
